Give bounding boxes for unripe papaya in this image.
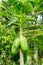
[11,38,19,55]
[20,36,28,52]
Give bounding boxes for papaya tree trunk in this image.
[20,27,24,65]
[20,49,24,65]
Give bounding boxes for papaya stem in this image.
[20,28,22,36]
[20,49,24,65]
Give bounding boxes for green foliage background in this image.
[0,0,43,65]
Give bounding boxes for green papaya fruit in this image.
[20,36,28,52]
[11,38,19,55]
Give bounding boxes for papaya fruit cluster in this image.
[11,35,28,55]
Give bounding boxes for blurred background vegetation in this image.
[0,0,43,65]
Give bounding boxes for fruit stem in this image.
[20,28,23,37]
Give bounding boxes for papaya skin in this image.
[11,38,19,55]
[11,35,28,55]
[20,36,28,52]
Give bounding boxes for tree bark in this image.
[20,49,24,65]
[20,27,24,65]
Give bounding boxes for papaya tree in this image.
[0,0,43,65]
